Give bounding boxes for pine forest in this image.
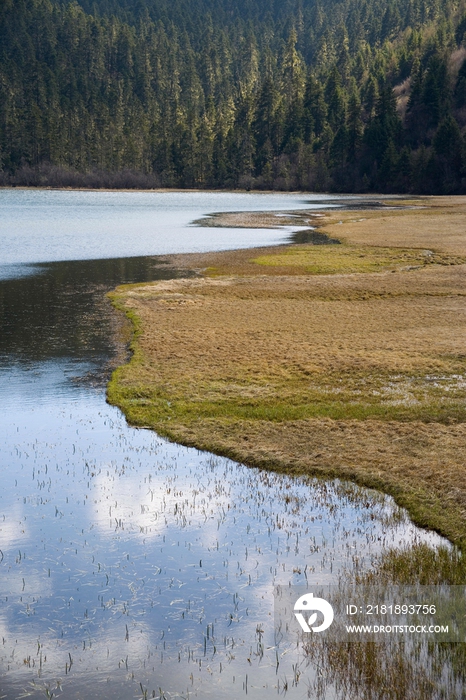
[2,0,466,192]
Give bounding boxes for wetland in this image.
[0,190,465,699]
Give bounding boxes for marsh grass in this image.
[107,200,466,699]
[303,542,466,700]
[251,243,462,275]
[112,372,466,424]
[367,543,466,585]
[108,199,466,551]
[304,632,466,700]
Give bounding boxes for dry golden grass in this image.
[108,197,466,548]
[193,210,317,228]
[320,195,466,256]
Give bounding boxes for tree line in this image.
[2,0,466,192]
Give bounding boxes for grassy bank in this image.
[108,196,466,554]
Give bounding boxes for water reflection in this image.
[0,372,447,699]
[0,256,187,365]
[0,192,451,699]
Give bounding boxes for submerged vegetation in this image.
[4,0,466,191]
[303,541,466,700]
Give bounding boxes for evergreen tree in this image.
[1,0,466,192]
[432,114,464,191]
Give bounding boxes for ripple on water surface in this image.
[0,366,447,700]
[0,189,343,265]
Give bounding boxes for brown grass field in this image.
[108,195,466,551]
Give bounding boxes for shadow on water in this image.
[0,256,190,368]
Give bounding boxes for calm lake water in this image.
[0,190,346,272]
[0,190,448,699]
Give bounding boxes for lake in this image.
[0,190,346,271]
[0,190,448,699]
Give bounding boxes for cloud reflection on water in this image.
[0,369,449,698]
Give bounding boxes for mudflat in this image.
[108,196,466,548]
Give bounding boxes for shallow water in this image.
[0,387,446,700]
[0,191,449,699]
[0,190,344,273]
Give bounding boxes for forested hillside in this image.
[2,0,466,192]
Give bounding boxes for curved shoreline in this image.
[108,196,466,556]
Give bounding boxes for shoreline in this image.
[0,185,329,194]
[108,197,466,558]
[0,185,413,198]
